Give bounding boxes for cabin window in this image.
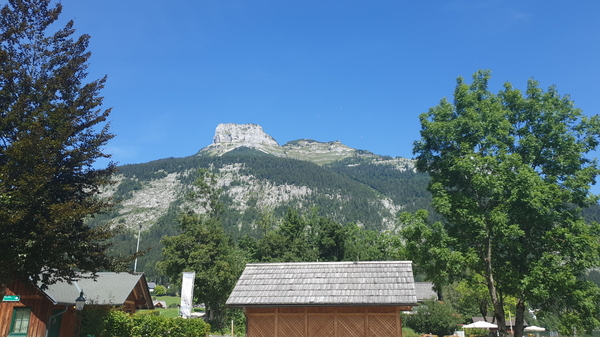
[8,307,31,336]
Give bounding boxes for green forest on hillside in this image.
[87,149,437,279]
[91,148,600,283]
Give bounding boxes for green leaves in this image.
[400,210,466,287]
[409,70,600,336]
[0,0,118,290]
[402,298,463,336]
[158,170,244,328]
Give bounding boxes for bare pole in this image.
[134,224,142,273]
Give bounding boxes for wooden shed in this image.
[1,272,153,337]
[226,261,418,337]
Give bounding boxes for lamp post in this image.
[75,291,86,311]
[74,291,85,337]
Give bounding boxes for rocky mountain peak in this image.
[199,123,396,165]
[199,123,285,157]
[213,123,279,147]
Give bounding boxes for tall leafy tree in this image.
[158,170,244,326]
[0,0,118,296]
[402,70,600,337]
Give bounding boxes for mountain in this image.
[93,123,600,278]
[90,123,434,275]
[199,123,369,164]
[94,123,431,234]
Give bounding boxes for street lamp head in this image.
[75,291,86,311]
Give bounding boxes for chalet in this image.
[226,261,418,337]
[0,272,153,337]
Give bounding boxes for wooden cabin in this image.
[226,261,418,337]
[0,272,153,337]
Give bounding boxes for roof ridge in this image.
[246,261,412,266]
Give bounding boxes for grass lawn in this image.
[153,295,181,307]
[158,308,180,318]
[152,296,180,317]
[151,296,205,317]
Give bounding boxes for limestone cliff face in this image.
[283,139,356,165]
[199,123,285,156]
[213,123,279,146]
[199,123,413,168]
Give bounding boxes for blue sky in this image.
[55,0,600,170]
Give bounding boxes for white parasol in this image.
[463,321,498,329]
[524,326,546,331]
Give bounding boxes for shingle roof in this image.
[40,272,151,307]
[226,261,418,307]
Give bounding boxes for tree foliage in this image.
[402,70,600,337]
[0,0,119,295]
[402,298,463,336]
[157,170,244,328]
[239,208,404,263]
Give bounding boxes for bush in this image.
[173,318,211,337]
[135,310,160,316]
[131,315,210,337]
[103,310,134,337]
[402,299,463,336]
[79,307,210,337]
[80,306,110,337]
[154,285,167,296]
[403,327,421,337]
[463,328,490,337]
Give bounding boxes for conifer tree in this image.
[0,0,118,296]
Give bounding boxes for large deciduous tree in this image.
[158,170,244,326]
[402,70,600,337]
[0,0,118,296]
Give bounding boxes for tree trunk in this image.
[514,299,526,337]
[485,234,507,337]
[479,299,489,322]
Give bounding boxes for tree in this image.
[344,223,404,261]
[402,70,600,337]
[0,0,119,297]
[402,298,463,336]
[157,170,244,327]
[153,285,166,296]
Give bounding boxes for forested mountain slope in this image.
[91,123,600,279]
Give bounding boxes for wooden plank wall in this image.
[246,306,407,337]
[1,280,51,337]
[57,306,78,337]
[1,281,77,337]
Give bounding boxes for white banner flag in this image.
[180,271,195,318]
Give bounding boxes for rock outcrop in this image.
[199,123,285,157]
[198,123,415,167]
[213,123,279,146]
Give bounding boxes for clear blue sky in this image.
[56,1,600,170]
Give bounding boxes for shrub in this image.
[154,285,167,296]
[79,307,210,337]
[402,299,462,336]
[103,310,133,337]
[131,314,210,337]
[80,306,110,337]
[403,327,421,337]
[135,310,161,316]
[172,317,211,337]
[463,328,490,337]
